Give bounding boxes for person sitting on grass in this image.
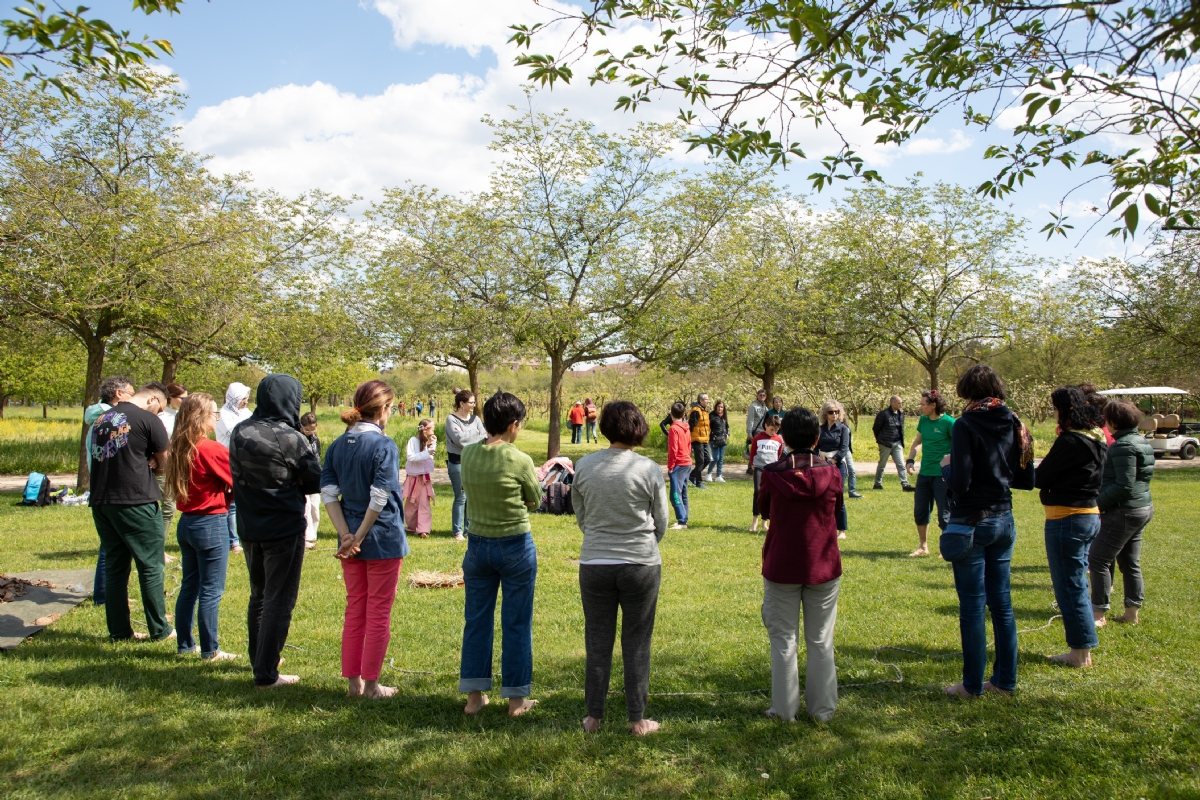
[228,374,322,690]
[402,418,436,539]
[665,401,692,530]
[1036,385,1107,669]
[1090,400,1155,628]
[758,407,844,723]
[89,382,174,643]
[459,391,542,717]
[750,415,784,533]
[572,401,669,736]
[164,393,238,661]
[940,364,1035,699]
[322,380,408,700]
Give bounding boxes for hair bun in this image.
[340,408,362,426]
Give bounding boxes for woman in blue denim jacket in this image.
[940,365,1035,699]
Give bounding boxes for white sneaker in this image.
[669,523,688,530]
[703,474,712,482]
[715,476,725,483]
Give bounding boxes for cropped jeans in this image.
[459,532,538,698]
[1089,505,1153,611]
[940,511,1018,695]
[1044,514,1100,650]
[174,512,231,657]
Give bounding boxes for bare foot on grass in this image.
[631,719,660,736]
[257,674,300,689]
[1093,611,1108,628]
[1048,649,1093,668]
[908,546,929,557]
[507,698,538,717]
[131,631,150,640]
[464,692,489,715]
[347,677,364,697]
[582,716,601,733]
[943,683,977,699]
[1116,608,1139,624]
[363,682,396,700]
[982,681,1012,696]
[837,532,847,540]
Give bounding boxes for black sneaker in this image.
[872,484,884,490]
[902,484,916,492]
[849,491,864,499]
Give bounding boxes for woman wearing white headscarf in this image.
[215,382,252,553]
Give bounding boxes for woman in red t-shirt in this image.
[164,393,238,661]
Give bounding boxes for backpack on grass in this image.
[20,473,51,507]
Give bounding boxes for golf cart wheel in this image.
[1182,442,1197,460]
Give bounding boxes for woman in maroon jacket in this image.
[758,406,844,722]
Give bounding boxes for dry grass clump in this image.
[407,570,464,589]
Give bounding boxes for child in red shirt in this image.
[750,416,785,532]
[666,402,692,529]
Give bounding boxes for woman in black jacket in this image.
[1035,386,1106,668]
[705,400,730,483]
[817,401,851,537]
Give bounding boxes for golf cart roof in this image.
[1097,387,1189,396]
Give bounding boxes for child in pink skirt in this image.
[403,419,436,538]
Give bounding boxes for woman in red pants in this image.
[321,380,408,699]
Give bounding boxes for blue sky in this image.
[99,0,1140,264]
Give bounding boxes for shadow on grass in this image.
[34,549,97,561]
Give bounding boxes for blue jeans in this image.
[941,511,1018,695]
[447,461,467,535]
[1044,514,1100,650]
[846,457,857,493]
[585,420,597,442]
[571,424,583,444]
[459,532,538,698]
[668,465,690,524]
[227,501,240,548]
[707,444,726,478]
[175,512,231,657]
[913,474,949,529]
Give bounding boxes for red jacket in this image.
[759,450,843,585]
[176,438,233,515]
[568,405,586,425]
[667,419,692,470]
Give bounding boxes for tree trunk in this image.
[762,363,777,401]
[0,395,6,419]
[77,337,107,491]
[467,360,480,402]
[42,403,47,418]
[925,359,941,392]
[309,394,318,414]
[161,356,179,385]
[546,352,567,460]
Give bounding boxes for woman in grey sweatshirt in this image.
[444,390,487,541]
[571,401,668,736]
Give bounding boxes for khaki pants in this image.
[761,577,840,722]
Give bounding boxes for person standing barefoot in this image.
[906,390,955,557]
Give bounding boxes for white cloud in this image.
[902,129,972,157]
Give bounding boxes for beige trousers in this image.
[761,577,840,722]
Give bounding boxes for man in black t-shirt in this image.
[89,384,175,642]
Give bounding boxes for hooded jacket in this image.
[758,449,844,585]
[945,402,1035,519]
[216,382,252,448]
[228,374,322,542]
[1034,428,1107,508]
[1096,427,1155,511]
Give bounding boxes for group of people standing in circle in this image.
[82,363,1156,729]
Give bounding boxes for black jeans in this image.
[579,563,661,723]
[690,442,711,486]
[1089,505,1153,610]
[244,535,305,686]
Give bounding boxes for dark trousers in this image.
[579,563,661,723]
[690,442,711,486]
[92,503,171,640]
[244,535,305,686]
[752,467,764,516]
[1089,505,1153,610]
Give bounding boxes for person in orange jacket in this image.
[568,401,587,444]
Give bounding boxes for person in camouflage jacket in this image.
[229,374,321,689]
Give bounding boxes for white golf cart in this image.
[1097,386,1199,460]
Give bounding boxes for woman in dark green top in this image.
[1089,400,1155,627]
[458,391,542,717]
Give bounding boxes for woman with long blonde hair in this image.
[165,393,238,661]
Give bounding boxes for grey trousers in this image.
[1089,505,1153,610]
[875,443,910,487]
[579,563,661,723]
[762,577,839,722]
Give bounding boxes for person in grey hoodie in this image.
[444,390,487,541]
[572,401,669,737]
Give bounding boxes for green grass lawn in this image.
[2,460,1198,798]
